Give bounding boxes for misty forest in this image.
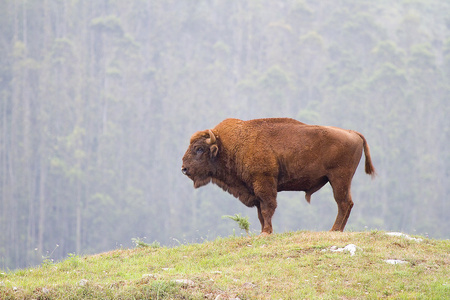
[1,0,449,270]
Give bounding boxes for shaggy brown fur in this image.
[181,118,375,235]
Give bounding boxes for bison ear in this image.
[210,145,219,158]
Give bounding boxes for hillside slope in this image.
[1,231,449,299]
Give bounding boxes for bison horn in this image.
[206,129,216,144]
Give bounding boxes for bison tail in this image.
[355,132,376,178]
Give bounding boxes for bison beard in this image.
[181,118,376,235]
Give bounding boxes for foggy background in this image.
[1,0,449,270]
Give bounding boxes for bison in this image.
[181,118,375,235]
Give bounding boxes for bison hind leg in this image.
[331,194,353,232]
[328,176,354,232]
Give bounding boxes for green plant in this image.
[39,244,60,268]
[222,213,251,236]
[132,237,161,248]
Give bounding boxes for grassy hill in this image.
[1,231,449,299]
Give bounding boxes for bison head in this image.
[181,129,219,188]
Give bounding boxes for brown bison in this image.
[181,118,375,235]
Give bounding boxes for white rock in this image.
[385,232,423,242]
[329,244,359,256]
[386,232,403,237]
[78,279,88,287]
[343,244,357,256]
[173,279,195,287]
[384,259,408,264]
[242,282,257,289]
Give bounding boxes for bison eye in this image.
[195,147,204,154]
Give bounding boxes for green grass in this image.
[1,231,449,299]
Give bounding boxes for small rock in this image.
[343,244,358,256]
[142,274,156,278]
[78,279,88,287]
[384,259,408,265]
[385,232,423,242]
[329,244,359,256]
[213,295,241,300]
[13,286,18,291]
[242,282,257,289]
[173,279,195,287]
[42,287,49,294]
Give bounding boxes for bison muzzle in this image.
[181,118,375,235]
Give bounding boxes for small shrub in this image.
[132,237,161,248]
[222,213,251,236]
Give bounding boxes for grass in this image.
[0,231,449,299]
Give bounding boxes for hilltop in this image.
[1,231,449,299]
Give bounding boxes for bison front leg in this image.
[256,203,264,232]
[259,201,277,236]
[253,177,278,235]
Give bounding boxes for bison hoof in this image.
[259,232,271,237]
